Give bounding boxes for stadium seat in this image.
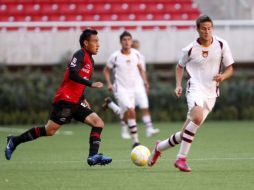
[0,0,200,31]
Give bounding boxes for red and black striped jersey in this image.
[53,48,94,104]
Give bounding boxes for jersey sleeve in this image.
[69,50,83,71]
[140,54,146,71]
[106,53,116,69]
[69,50,92,87]
[222,41,234,67]
[178,48,189,67]
[133,49,142,67]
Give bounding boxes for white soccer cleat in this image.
[121,126,131,139]
[146,127,160,137]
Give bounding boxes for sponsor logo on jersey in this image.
[85,64,91,69]
[70,57,77,67]
[82,68,90,74]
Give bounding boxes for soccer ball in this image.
[131,145,151,166]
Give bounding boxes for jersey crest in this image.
[202,50,208,58]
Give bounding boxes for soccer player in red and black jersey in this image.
[5,29,112,166]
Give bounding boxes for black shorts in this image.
[49,101,94,125]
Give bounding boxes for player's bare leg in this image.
[84,113,112,166]
[175,106,203,172]
[5,120,59,160]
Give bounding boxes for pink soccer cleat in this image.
[174,157,192,172]
[148,141,161,167]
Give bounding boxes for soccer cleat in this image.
[102,97,112,110]
[146,127,160,138]
[121,125,131,139]
[174,157,192,172]
[148,141,161,167]
[132,142,141,149]
[87,153,112,166]
[5,135,16,160]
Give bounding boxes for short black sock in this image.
[89,127,103,156]
[12,126,47,147]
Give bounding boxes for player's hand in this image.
[91,82,104,88]
[144,82,149,94]
[175,86,183,98]
[213,74,224,82]
[82,99,91,109]
[107,84,113,92]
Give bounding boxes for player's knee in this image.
[45,122,60,136]
[93,118,104,128]
[190,106,203,125]
[46,128,57,136]
[192,116,203,125]
[128,108,136,118]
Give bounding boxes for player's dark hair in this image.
[79,29,98,48]
[120,31,132,41]
[196,15,213,28]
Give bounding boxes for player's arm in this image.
[175,64,184,98]
[213,65,234,82]
[103,66,113,91]
[137,64,149,93]
[213,41,234,83]
[69,52,103,88]
[82,99,91,109]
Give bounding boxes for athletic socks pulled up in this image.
[89,127,103,156]
[12,126,47,148]
[127,119,139,144]
[108,101,121,116]
[157,131,182,152]
[142,115,153,129]
[177,121,199,158]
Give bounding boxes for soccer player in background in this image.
[103,39,159,139]
[5,29,112,166]
[148,15,234,172]
[103,31,148,148]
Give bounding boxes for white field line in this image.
[1,157,254,165]
[0,127,73,135]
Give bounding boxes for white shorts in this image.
[113,86,135,118]
[186,92,216,123]
[135,86,149,109]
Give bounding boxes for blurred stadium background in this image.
[0,0,253,124]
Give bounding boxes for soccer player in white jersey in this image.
[148,15,234,172]
[103,39,159,139]
[103,31,148,148]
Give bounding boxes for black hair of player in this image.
[120,31,132,41]
[79,29,98,48]
[196,15,213,28]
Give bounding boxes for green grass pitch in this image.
[0,121,254,190]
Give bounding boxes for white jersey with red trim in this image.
[107,48,142,90]
[178,36,234,98]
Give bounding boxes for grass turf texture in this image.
[0,121,254,190]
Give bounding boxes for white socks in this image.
[127,119,139,144]
[108,101,121,116]
[157,131,182,152]
[177,121,199,158]
[142,115,153,129]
